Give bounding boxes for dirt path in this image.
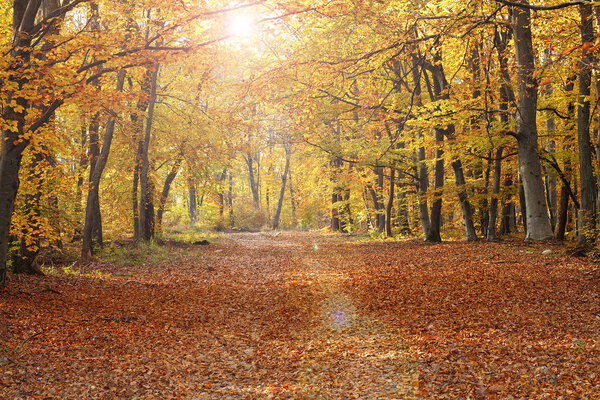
[1,232,417,399]
[228,233,418,399]
[2,232,599,399]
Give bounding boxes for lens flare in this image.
[227,13,256,38]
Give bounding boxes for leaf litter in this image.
[1,232,598,399]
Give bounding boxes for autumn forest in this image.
[1,0,600,399]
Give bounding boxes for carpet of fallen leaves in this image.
[1,232,599,399]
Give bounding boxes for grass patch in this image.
[98,241,173,266]
[161,229,223,244]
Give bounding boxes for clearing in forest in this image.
[1,232,599,399]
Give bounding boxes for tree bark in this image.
[82,71,126,259]
[273,146,291,230]
[426,128,445,243]
[511,4,553,240]
[385,167,395,237]
[244,153,260,210]
[411,55,430,238]
[139,64,159,242]
[188,177,197,225]
[0,0,60,286]
[156,157,183,230]
[228,171,234,227]
[487,148,503,241]
[576,2,597,242]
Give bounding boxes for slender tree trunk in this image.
[228,171,234,227]
[555,184,570,241]
[396,180,411,234]
[511,4,553,240]
[82,71,126,258]
[139,64,159,242]
[132,149,141,239]
[188,177,197,225]
[487,147,503,241]
[518,177,527,234]
[273,146,291,229]
[245,154,260,209]
[371,166,385,233]
[451,157,478,241]
[156,157,183,230]
[73,123,88,241]
[427,128,445,242]
[289,167,297,226]
[217,170,226,218]
[385,167,395,237]
[410,54,430,237]
[500,175,514,235]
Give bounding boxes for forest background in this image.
[2,0,600,285]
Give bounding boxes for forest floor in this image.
[1,232,599,399]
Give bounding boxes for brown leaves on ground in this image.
[0,232,598,399]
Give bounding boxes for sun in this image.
[227,12,256,39]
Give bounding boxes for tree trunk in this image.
[139,64,159,242]
[245,153,260,210]
[156,157,183,230]
[289,167,297,226]
[188,177,197,225]
[12,151,44,275]
[82,71,126,259]
[396,177,411,234]
[273,146,291,229]
[385,167,395,237]
[132,148,141,239]
[511,4,553,240]
[228,171,234,227]
[72,122,88,241]
[451,157,478,241]
[426,128,445,242]
[410,54,430,237]
[487,147,503,241]
[371,166,385,233]
[555,184,570,241]
[577,2,597,242]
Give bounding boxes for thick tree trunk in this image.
[0,148,24,286]
[511,5,553,240]
[577,3,597,242]
[13,151,45,275]
[273,146,291,230]
[0,0,60,285]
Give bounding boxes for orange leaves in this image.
[2,233,599,399]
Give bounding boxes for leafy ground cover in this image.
[1,233,598,399]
